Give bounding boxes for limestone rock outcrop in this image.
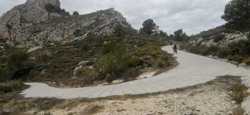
[190,25,249,48]
[0,0,133,47]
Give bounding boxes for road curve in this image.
[21,46,250,99]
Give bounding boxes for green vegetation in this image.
[96,44,133,82]
[94,38,174,82]
[73,29,82,37]
[172,29,189,41]
[0,81,26,95]
[28,33,175,86]
[140,19,157,35]
[222,0,250,30]
[231,82,248,104]
[139,19,169,40]
[0,48,29,81]
[181,37,250,65]
[73,11,79,16]
[0,48,29,97]
[79,105,104,115]
[0,64,7,81]
[0,98,63,114]
[45,3,69,16]
[0,17,176,88]
[180,0,250,65]
[229,76,248,115]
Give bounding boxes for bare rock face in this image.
[0,0,62,34]
[192,31,249,48]
[190,25,250,48]
[23,0,61,22]
[26,0,60,7]
[0,0,132,47]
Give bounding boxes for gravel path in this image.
[21,46,250,100]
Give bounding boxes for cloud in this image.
[0,0,25,15]
[0,0,229,34]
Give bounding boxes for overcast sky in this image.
[0,0,230,35]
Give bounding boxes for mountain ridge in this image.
[0,0,133,47]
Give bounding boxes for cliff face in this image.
[0,0,132,47]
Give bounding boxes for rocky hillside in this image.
[0,0,133,47]
[0,0,176,88]
[181,25,250,65]
[180,0,250,64]
[190,25,249,48]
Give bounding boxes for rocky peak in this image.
[0,0,65,40]
[0,0,62,26]
[0,1,133,48]
[26,0,60,8]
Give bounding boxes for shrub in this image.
[73,29,82,37]
[95,40,140,82]
[231,83,248,104]
[182,39,250,63]
[134,43,171,67]
[0,64,7,81]
[212,34,225,42]
[7,49,29,70]
[45,4,61,13]
[73,11,79,16]
[45,4,69,16]
[76,67,99,84]
[0,48,29,81]
[180,44,214,56]
[229,39,250,56]
[95,51,133,82]
[0,80,26,94]
[113,25,133,37]
[94,38,174,82]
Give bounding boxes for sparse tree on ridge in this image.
[73,11,79,16]
[140,19,157,35]
[173,29,189,41]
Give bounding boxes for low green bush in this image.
[0,48,29,81]
[76,67,99,84]
[94,38,174,82]
[73,29,82,37]
[0,64,7,81]
[7,48,29,69]
[182,38,250,64]
[45,3,69,16]
[134,43,172,68]
[0,80,26,94]
[96,42,136,82]
[231,83,248,104]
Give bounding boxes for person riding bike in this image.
[173,44,178,54]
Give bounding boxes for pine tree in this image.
[222,0,250,29]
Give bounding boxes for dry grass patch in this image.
[79,105,104,115]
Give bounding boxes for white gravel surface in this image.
[21,46,250,101]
